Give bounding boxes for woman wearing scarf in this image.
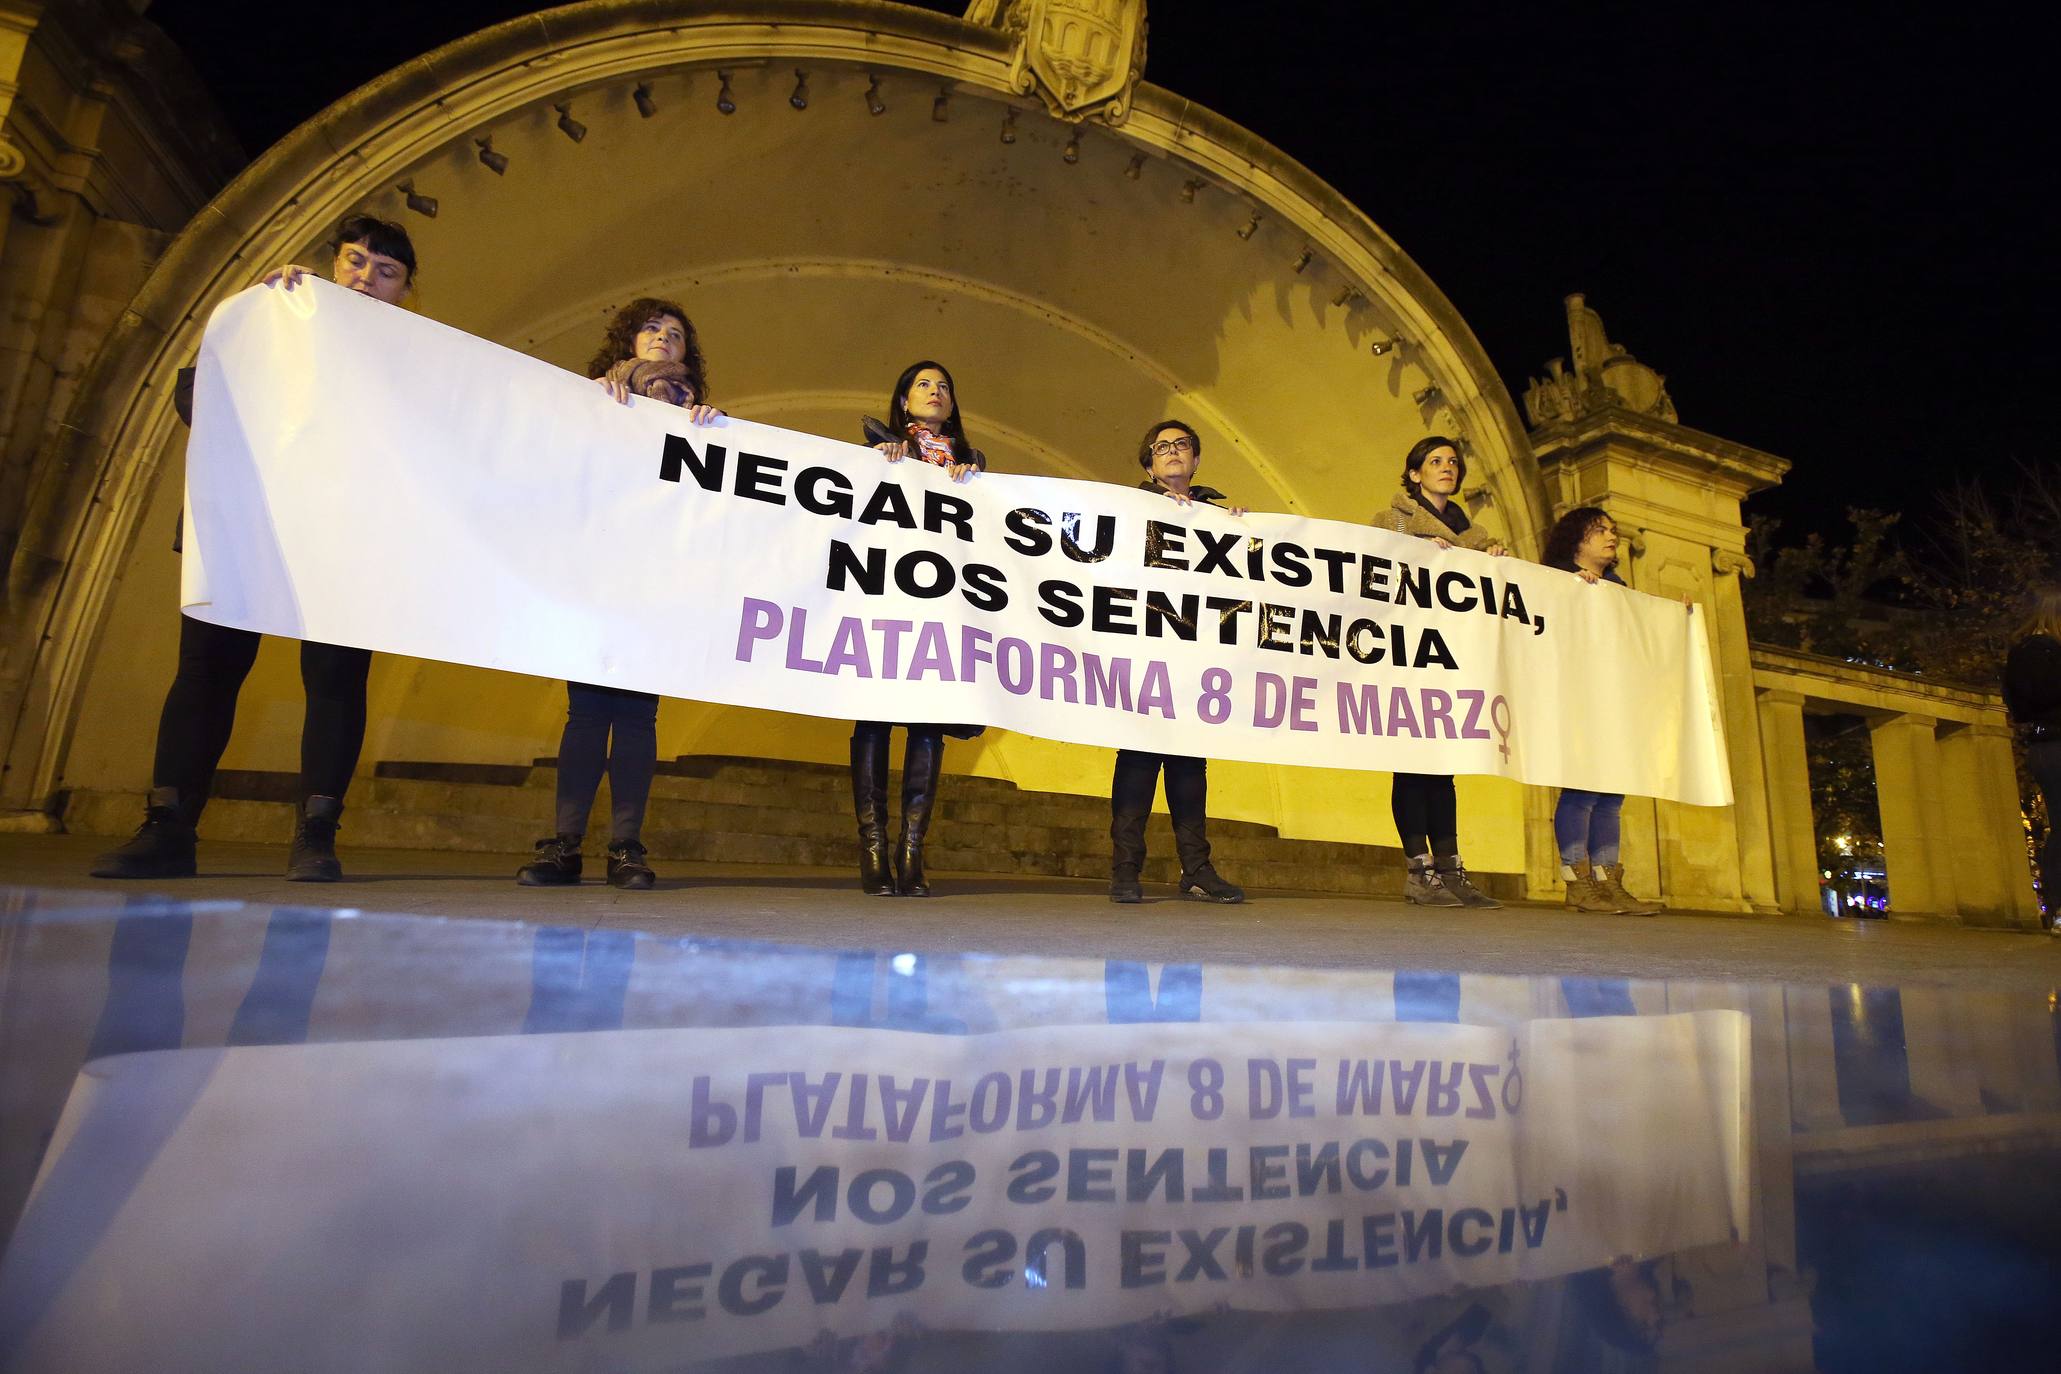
[1380,436,1507,909]
[1540,505,1660,914]
[518,297,719,891]
[851,360,983,896]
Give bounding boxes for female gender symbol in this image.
[1489,694,1513,761]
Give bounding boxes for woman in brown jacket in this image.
[1381,436,1506,908]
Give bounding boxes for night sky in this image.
[149,1,2053,543]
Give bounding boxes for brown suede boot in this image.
[1597,863,1661,915]
[1564,860,1623,913]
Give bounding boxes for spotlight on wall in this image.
[716,70,736,115]
[790,69,810,110]
[1235,212,1261,240]
[1062,132,1080,164]
[634,83,657,118]
[1370,337,1399,356]
[1125,153,1145,180]
[1180,178,1205,202]
[1414,384,1442,406]
[932,85,950,122]
[865,74,886,115]
[554,104,586,143]
[474,136,508,175]
[1331,285,1357,308]
[999,107,1017,143]
[397,179,438,218]
[1291,247,1313,273]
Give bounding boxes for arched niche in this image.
[9,2,1543,863]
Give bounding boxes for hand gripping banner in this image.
[180,280,1732,803]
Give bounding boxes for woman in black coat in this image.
[852,360,983,896]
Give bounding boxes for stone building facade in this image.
[0,0,2038,927]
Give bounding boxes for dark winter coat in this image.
[1382,486,1499,552]
[2003,632,2061,737]
[1138,478,1229,506]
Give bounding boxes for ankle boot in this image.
[287,795,345,882]
[1564,860,1623,912]
[851,732,895,896]
[91,786,199,879]
[517,833,583,886]
[896,730,943,897]
[1404,855,1463,907]
[1597,863,1661,915]
[1433,852,1501,909]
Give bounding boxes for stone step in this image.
[64,754,1448,898]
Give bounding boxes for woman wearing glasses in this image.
[1108,419,1247,904]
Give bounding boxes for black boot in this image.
[851,730,895,896]
[1109,749,1155,904]
[91,786,199,879]
[896,730,943,897]
[287,795,345,882]
[518,834,584,886]
[606,840,656,890]
[1165,756,1242,903]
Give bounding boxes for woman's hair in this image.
[1541,505,1616,572]
[1136,419,1202,471]
[329,213,417,283]
[887,358,974,467]
[1401,434,1467,494]
[2019,582,2061,641]
[586,296,708,401]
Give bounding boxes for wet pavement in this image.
[1,835,2057,1371]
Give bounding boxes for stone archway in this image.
[2,1,1546,861]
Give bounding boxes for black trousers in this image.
[554,682,660,843]
[1110,749,1211,878]
[151,613,371,807]
[1391,771,1458,859]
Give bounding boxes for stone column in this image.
[1937,723,2015,926]
[1969,721,2043,927]
[1756,689,1820,915]
[1709,556,1780,911]
[1867,712,1954,919]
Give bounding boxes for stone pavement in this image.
[8,833,2054,990]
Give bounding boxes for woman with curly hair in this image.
[851,359,983,896]
[1540,504,1660,915]
[518,297,719,891]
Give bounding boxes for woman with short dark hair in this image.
[1108,418,1245,904]
[1540,505,1659,915]
[851,360,983,896]
[91,212,420,885]
[1380,436,1505,908]
[518,297,719,891]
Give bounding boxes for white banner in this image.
[0,1014,1749,1371]
[180,281,1731,803]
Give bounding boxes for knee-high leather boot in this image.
[896,729,944,897]
[850,727,895,895]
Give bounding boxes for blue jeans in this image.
[1554,789,1624,865]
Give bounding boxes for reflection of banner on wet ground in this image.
[180,280,1731,802]
[0,1014,1748,1371]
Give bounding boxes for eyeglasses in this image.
[1150,437,1195,457]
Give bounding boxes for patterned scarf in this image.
[604,358,695,407]
[906,423,958,467]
